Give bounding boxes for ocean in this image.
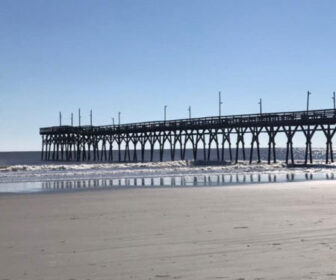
[0,147,329,166]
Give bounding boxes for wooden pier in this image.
[40,109,336,164]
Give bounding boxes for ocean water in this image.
[0,148,335,193]
[0,148,330,166]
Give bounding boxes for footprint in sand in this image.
[233,226,248,229]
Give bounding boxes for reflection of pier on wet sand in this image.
[41,172,336,192]
[1,181,336,279]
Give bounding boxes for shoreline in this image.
[1,181,336,279]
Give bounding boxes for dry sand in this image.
[0,181,336,280]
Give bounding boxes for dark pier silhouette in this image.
[40,109,336,164]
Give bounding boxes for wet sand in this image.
[0,181,336,280]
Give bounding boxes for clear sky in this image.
[1,0,336,151]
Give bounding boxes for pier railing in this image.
[40,108,336,135]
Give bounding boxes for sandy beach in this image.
[1,181,336,280]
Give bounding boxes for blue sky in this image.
[1,0,336,151]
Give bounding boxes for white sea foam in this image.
[0,161,188,172]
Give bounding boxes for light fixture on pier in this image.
[258,98,262,115]
[59,112,62,126]
[307,91,312,112]
[164,105,167,122]
[219,91,223,117]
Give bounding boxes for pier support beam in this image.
[124,137,131,162]
[221,128,232,162]
[283,126,298,165]
[101,138,107,161]
[207,129,220,161]
[41,136,45,160]
[321,124,336,163]
[265,126,279,164]
[108,139,113,162]
[249,127,262,163]
[194,131,205,161]
[235,127,247,163]
[117,139,122,162]
[132,138,138,162]
[302,125,317,164]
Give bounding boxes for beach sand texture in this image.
[0,181,336,280]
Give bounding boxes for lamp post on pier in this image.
[71,113,73,126]
[118,112,121,126]
[90,110,93,126]
[188,106,191,119]
[258,98,262,115]
[164,105,167,122]
[332,92,335,111]
[59,112,62,126]
[78,108,81,127]
[218,91,223,117]
[307,91,311,112]
[112,117,115,126]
